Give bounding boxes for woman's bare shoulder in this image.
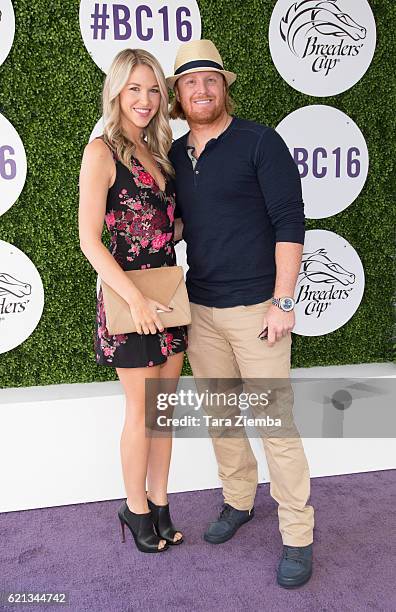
[83,137,114,162]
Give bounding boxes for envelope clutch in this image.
[101,266,191,335]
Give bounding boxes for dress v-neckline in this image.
[132,155,167,193]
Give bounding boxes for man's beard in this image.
[183,103,225,125]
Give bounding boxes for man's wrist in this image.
[271,296,295,312]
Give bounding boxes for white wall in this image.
[0,362,394,513]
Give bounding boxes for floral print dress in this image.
[95,138,187,368]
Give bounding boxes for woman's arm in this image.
[79,138,140,305]
[78,139,170,334]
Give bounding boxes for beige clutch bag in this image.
[100,266,191,335]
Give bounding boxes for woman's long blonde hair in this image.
[102,48,174,176]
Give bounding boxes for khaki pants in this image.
[187,300,314,546]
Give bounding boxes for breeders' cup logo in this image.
[0,273,32,310]
[297,248,355,318]
[269,0,376,96]
[0,241,44,354]
[0,0,15,67]
[299,249,355,286]
[293,230,364,336]
[280,0,366,76]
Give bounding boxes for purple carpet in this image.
[1,470,395,611]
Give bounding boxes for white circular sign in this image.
[0,241,45,353]
[293,230,365,336]
[276,105,368,219]
[0,114,28,217]
[175,239,188,277]
[269,0,376,96]
[169,118,189,141]
[79,0,202,75]
[89,115,189,143]
[0,0,15,67]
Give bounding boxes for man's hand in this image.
[261,305,295,347]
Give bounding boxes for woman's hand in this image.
[128,291,172,335]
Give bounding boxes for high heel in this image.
[118,501,169,553]
[147,497,184,545]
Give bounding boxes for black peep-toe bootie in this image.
[118,501,169,553]
[147,497,184,545]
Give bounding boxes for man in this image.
[167,40,314,588]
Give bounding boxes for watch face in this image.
[280,297,294,311]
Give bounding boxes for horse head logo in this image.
[280,0,367,56]
[0,273,32,298]
[298,248,355,286]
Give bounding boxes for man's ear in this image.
[175,85,180,102]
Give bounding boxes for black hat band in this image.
[175,59,224,75]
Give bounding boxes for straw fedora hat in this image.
[166,39,237,89]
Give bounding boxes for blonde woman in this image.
[79,49,186,553]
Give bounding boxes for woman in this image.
[79,48,187,553]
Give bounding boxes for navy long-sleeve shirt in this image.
[169,116,305,308]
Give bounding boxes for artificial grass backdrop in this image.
[0,1,394,387]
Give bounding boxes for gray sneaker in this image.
[203,503,255,544]
[277,544,313,588]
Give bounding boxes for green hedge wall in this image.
[0,1,394,388]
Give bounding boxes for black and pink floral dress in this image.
[95,139,187,368]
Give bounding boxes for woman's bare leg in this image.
[117,364,166,550]
[146,351,184,542]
